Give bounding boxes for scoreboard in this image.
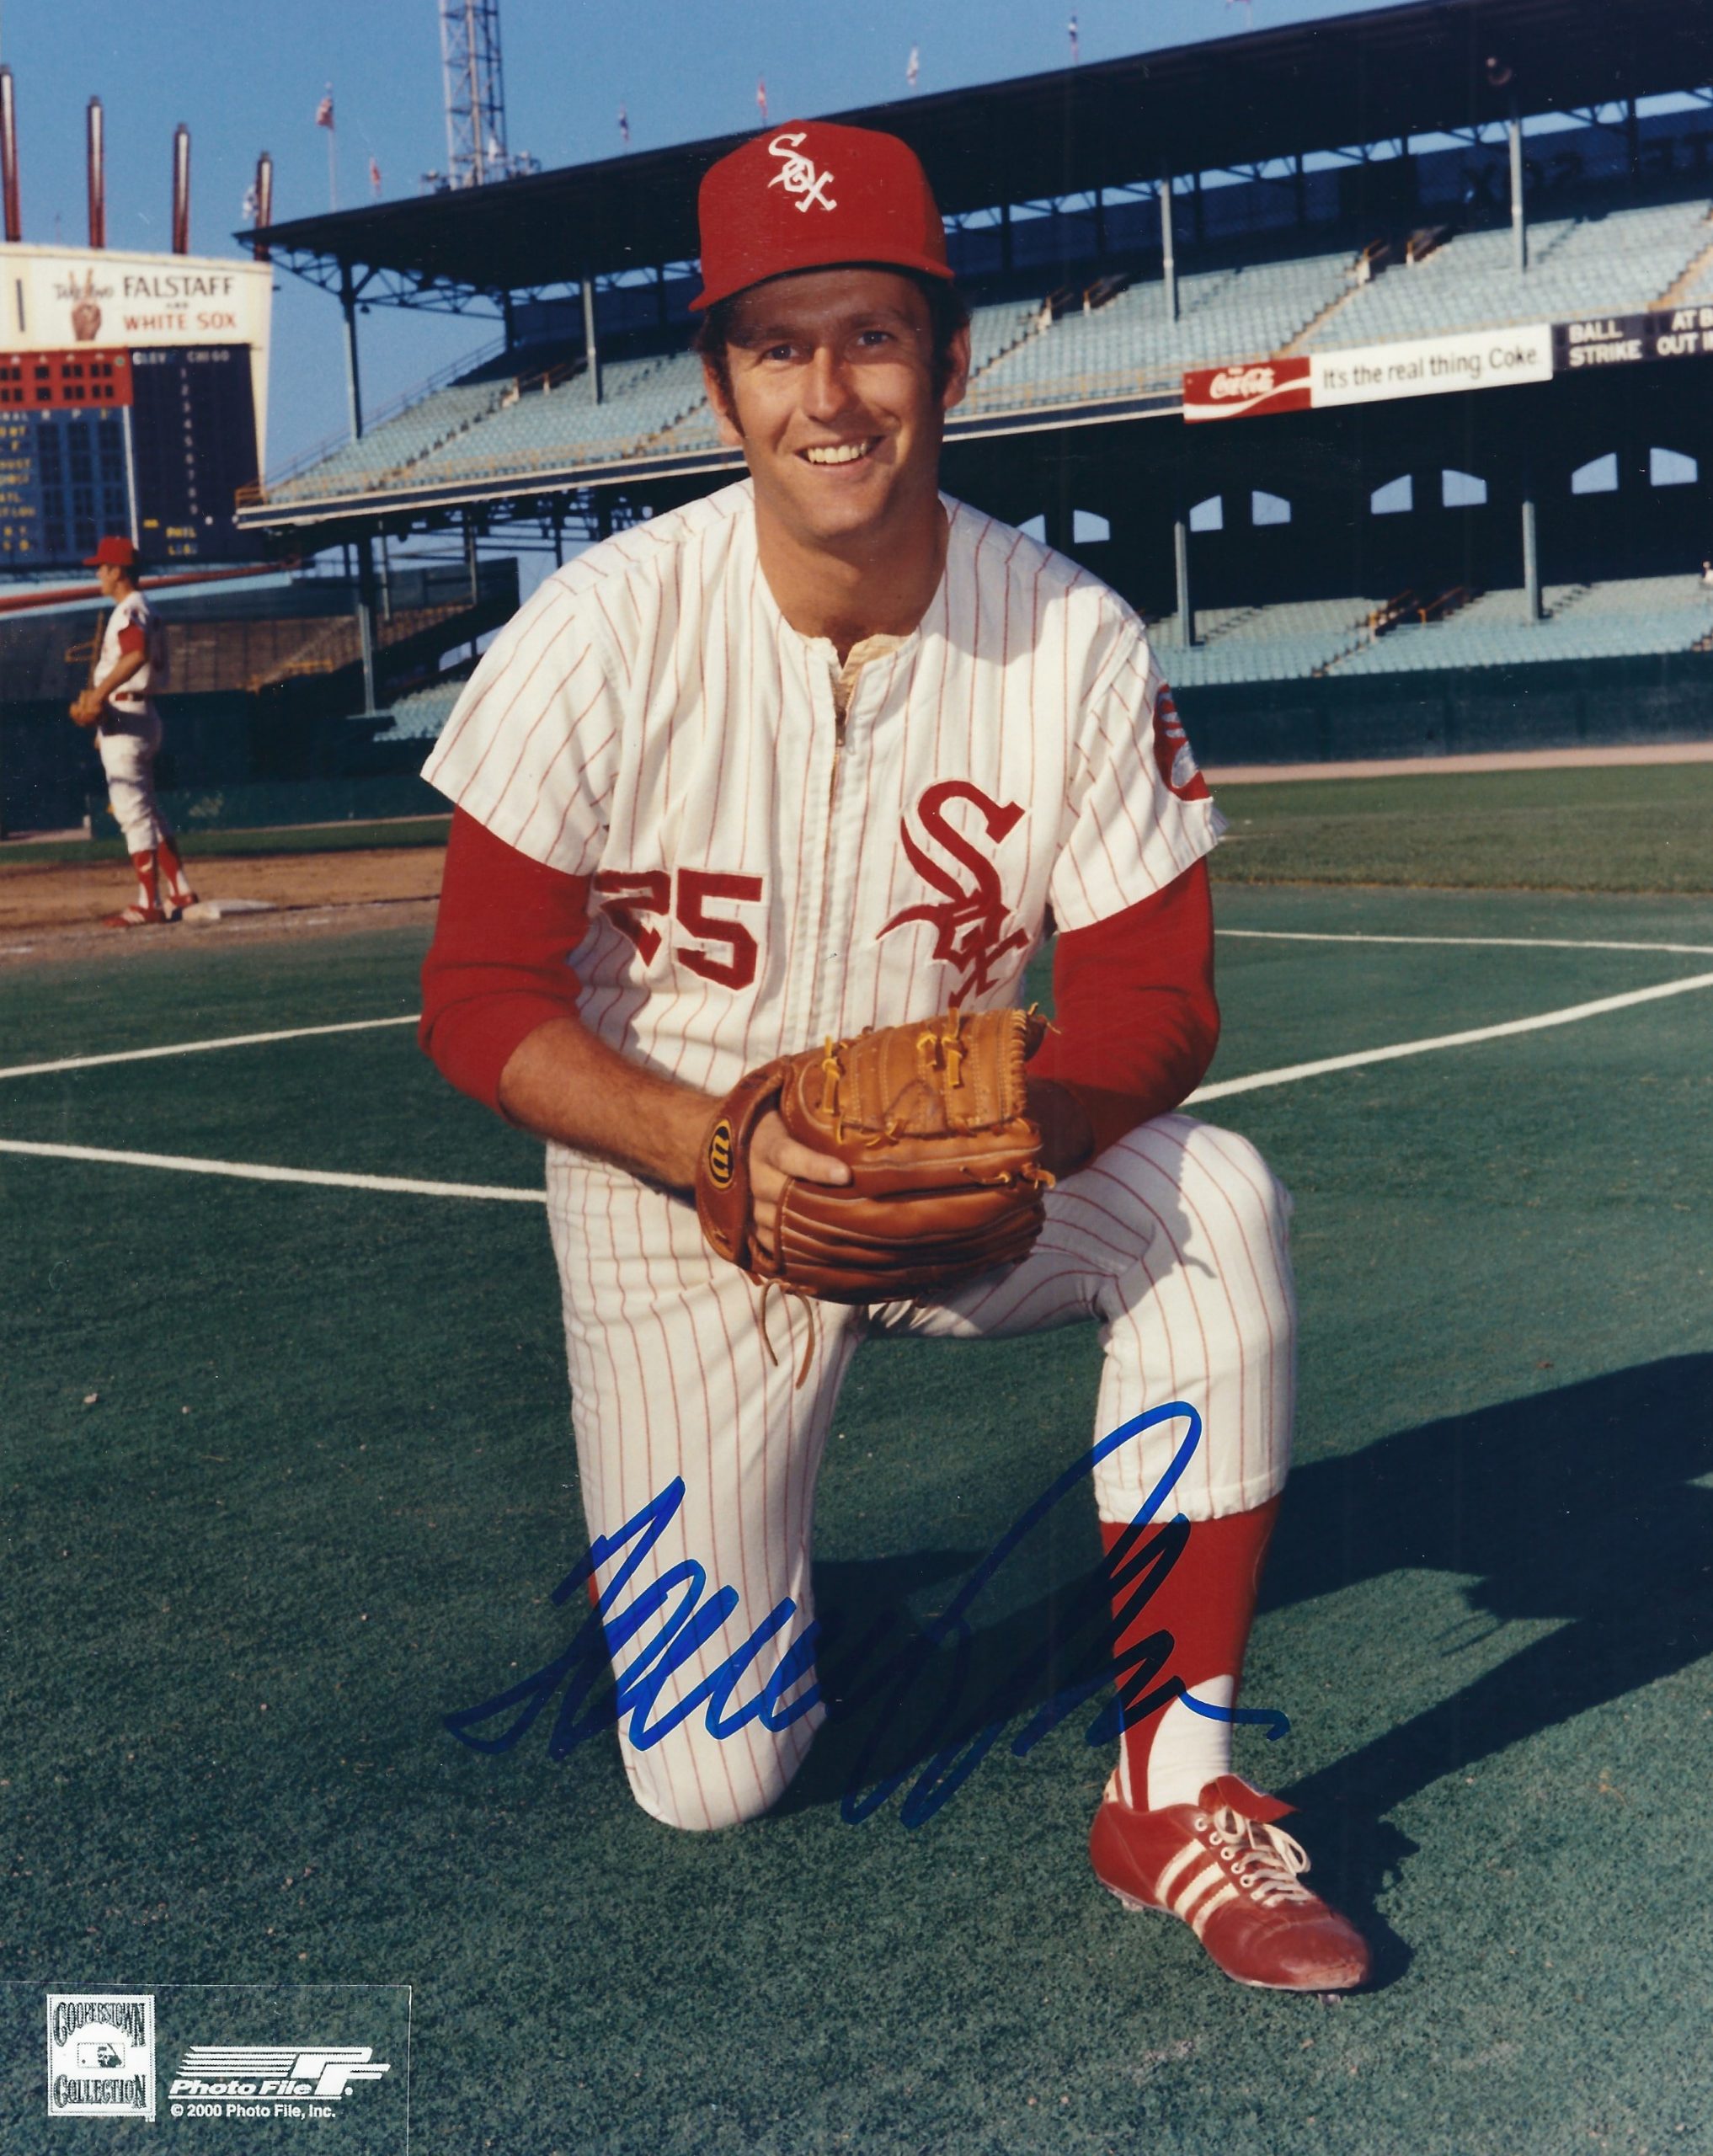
[0,244,271,569]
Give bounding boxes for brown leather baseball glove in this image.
[695,1006,1053,1305]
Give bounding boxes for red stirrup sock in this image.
[157,835,188,890]
[131,850,161,910]
[1100,1495,1281,1812]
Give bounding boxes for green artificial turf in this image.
[1210,762,1713,893]
[2,883,1711,2153]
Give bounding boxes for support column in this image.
[1000,201,1013,276]
[1520,472,1541,622]
[582,274,603,404]
[1508,107,1528,274]
[355,535,379,715]
[1173,495,1197,647]
[338,265,380,715]
[1160,173,1178,323]
[464,515,480,659]
[339,263,366,440]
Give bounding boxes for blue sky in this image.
[1,0,1387,467]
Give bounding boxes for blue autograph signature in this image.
[443,1401,1289,1827]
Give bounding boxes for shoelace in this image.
[1205,1806,1315,1907]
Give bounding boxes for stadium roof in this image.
[252,0,1713,307]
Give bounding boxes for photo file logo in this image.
[172,2046,392,2100]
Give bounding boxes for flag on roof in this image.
[618,105,630,145]
[315,89,334,129]
[368,155,382,197]
[906,45,920,89]
[756,77,768,122]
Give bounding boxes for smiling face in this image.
[702,267,969,567]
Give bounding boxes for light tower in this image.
[432,0,536,189]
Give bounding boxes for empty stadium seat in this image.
[1306,199,1713,351]
[1327,576,1713,673]
[964,253,1357,414]
[1148,597,1376,683]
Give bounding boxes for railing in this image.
[1081,271,1134,312]
[1367,590,1417,636]
[1415,584,1476,624]
[241,333,511,503]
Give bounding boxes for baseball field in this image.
[3,758,1710,2156]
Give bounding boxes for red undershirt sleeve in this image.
[419,807,590,1116]
[1027,857,1220,1159]
[116,625,147,655]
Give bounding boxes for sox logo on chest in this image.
[592,782,1028,1001]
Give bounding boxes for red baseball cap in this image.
[83,534,139,568]
[691,121,952,312]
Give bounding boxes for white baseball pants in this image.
[96,711,167,852]
[546,1114,1296,1833]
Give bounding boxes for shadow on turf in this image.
[784,1354,1712,1989]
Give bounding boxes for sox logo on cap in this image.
[766,132,837,212]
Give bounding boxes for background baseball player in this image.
[70,535,197,928]
[419,121,1368,1993]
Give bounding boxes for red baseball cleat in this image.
[1090,1775,1370,1992]
[165,889,199,916]
[100,905,168,928]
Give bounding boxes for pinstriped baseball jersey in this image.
[423,480,1221,1098]
[420,479,1299,1835]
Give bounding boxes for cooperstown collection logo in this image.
[45,1993,156,2120]
[766,132,837,212]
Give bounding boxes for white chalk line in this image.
[0,1012,418,1083]
[3,927,1707,1086]
[0,1137,544,1203]
[1190,967,1713,1102]
[1217,929,1713,957]
[3,968,1711,1198]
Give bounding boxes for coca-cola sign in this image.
[1182,355,1312,420]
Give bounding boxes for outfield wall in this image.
[5,652,1710,837]
[1175,650,1713,766]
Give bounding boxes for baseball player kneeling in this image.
[419,122,1368,1993]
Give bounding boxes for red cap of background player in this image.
[691,121,952,312]
[83,534,138,568]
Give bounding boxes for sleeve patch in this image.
[1152,683,1209,802]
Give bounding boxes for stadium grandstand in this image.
[13,0,1710,834]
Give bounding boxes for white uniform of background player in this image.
[72,535,196,926]
[92,585,168,843]
[421,123,1368,1991]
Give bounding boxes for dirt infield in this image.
[0,844,444,960]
